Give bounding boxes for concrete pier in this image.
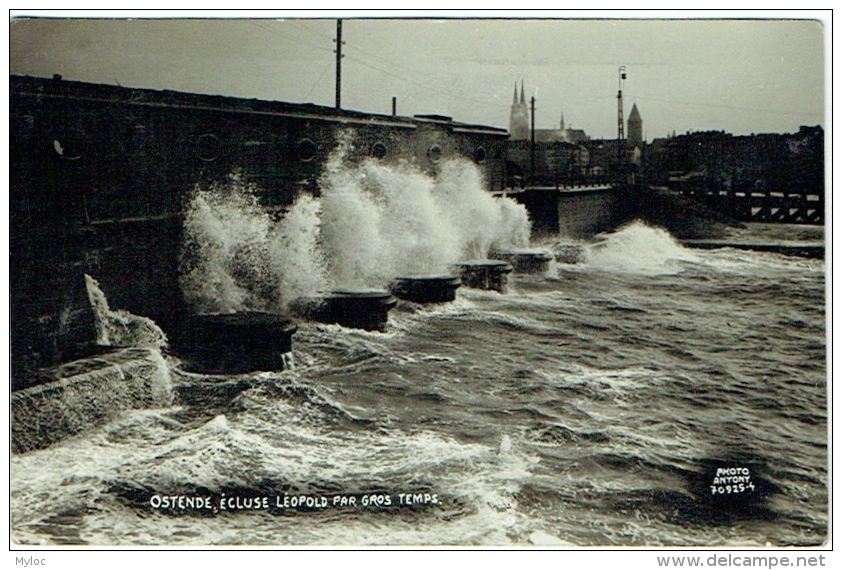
[502,185,617,237]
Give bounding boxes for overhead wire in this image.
[343,54,510,110]
[304,60,335,101]
[281,19,511,110]
[248,20,333,54]
[636,96,823,119]
[247,20,822,127]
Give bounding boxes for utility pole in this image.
[617,66,626,180]
[335,19,343,109]
[530,95,536,187]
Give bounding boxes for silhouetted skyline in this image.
[10,12,826,141]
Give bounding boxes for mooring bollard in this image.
[289,290,398,332]
[389,275,462,303]
[553,244,586,264]
[177,312,298,373]
[452,261,513,293]
[488,248,555,274]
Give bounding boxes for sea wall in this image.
[557,189,617,237]
[511,186,618,238]
[11,347,173,454]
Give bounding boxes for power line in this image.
[246,20,507,112]
[231,22,826,126]
[344,54,509,110]
[637,95,823,119]
[304,59,334,101]
[288,19,417,72]
[286,20,336,42]
[286,19,511,110]
[248,20,333,54]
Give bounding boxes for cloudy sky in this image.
[9,12,826,141]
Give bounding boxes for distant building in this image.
[641,126,824,199]
[583,139,624,178]
[627,103,642,148]
[509,82,529,140]
[533,129,563,143]
[566,128,589,144]
[508,83,590,143]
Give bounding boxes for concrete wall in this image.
[557,189,617,237]
[513,187,617,238]
[11,347,173,454]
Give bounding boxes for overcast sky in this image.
[9,14,826,141]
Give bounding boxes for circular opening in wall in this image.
[195,133,222,162]
[474,146,487,164]
[129,124,148,152]
[371,142,387,160]
[52,131,85,160]
[427,145,442,163]
[297,138,318,162]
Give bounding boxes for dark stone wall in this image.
[10,75,508,381]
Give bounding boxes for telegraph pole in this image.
[335,19,343,109]
[530,95,536,186]
[617,66,626,180]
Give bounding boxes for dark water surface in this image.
[11,223,827,547]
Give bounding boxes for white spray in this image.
[319,132,532,288]
[585,221,699,275]
[180,133,533,312]
[179,175,327,313]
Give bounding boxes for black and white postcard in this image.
[8,10,830,560]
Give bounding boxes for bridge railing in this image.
[670,182,823,224]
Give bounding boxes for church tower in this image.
[509,82,529,140]
[627,103,642,148]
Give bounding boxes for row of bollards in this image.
[177,248,573,374]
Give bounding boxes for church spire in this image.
[627,103,643,147]
[509,81,530,141]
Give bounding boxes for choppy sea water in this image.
[10,223,827,547]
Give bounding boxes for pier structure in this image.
[669,178,824,225]
[649,127,824,226]
[499,183,618,237]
